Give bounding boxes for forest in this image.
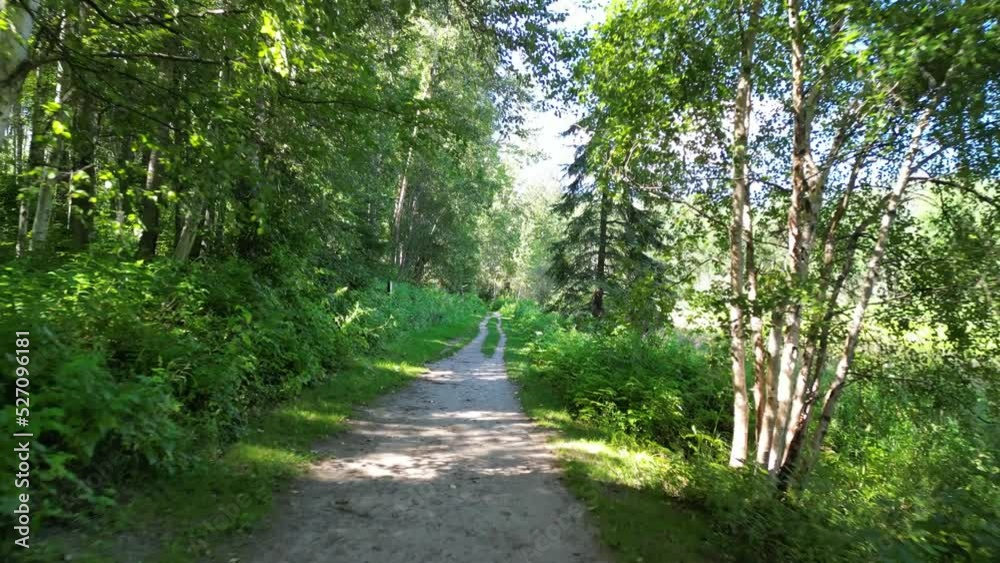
[1,0,998,562]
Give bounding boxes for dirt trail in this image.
[225,313,609,563]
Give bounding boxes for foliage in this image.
[547,109,670,323]
[501,300,727,449]
[0,252,483,530]
[503,299,1000,562]
[0,0,541,548]
[8,307,482,563]
[476,184,564,303]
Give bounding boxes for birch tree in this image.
[562,0,1000,484]
[0,0,38,144]
[726,0,763,468]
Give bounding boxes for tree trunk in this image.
[778,374,820,487]
[212,201,224,253]
[727,149,748,467]
[397,184,421,275]
[138,148,163,258]
[0,0,38,145]
[29,62,66,252]
[14,95,29,257]
[31,182,56,250]
[769,0,811,475]
[173,199,204,261]
[747,227,766,443]
[189,206,210,260]
[138,54,178,258]
[19,68,50,255]
[173,199,182,249]
[393,60,437,274]
[776,132,858,471]
[592,187,610,318]
[727,0,761,468]
[69,93,97,248]
[756,310,784,466]
[780,336,812,468]
[114,137,134,230]
[16,196,31,256]
[393,142,415,271]
[777,149,870,478]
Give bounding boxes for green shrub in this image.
[502,300,728,450]
[0,253,483,525]
[503,298,1000,563]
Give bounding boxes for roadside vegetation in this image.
[502,299,999,562]
[481,316,501,358]
[5,281,483,562]
[501,1,998,561]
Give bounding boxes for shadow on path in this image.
[223,314,609,563]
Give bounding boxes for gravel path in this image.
[226,313,609,563]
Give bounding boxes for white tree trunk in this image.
[747,220,766,445]
[29,60,65,252]
[393,60,437,274]
[726,0,762,468]
[393,142,415,270]
[30,181,55,249]
[173,199,205,261]
[769,0,810,474]
[0,0,38,144]
[756,310,784,465]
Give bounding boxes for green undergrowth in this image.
[500,298,1000,563]
[481,315,500,357]
[500,299,721,563]
[24,312,483,563]
[0,250,485,561]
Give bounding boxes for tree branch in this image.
[93,52,228,65]
[917,178,1000,210]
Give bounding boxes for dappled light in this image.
[222,314,608,563]
[0,0,996,562]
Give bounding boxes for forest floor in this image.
[217,313,608,563]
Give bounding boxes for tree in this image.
[564,0,1000,483]
[549,111,665,321]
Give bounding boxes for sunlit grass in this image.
[481,315,500,357]
[503,317,718,563]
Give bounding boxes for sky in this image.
[507,0,607,196]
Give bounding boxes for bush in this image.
[502,299,729,450]
[0,253,483,523]
[503,299,1000,563]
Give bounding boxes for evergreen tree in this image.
[549,111,664,322]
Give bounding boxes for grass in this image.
[503,317,722,563]
[481,315,500,357]
[32,312,484,563]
